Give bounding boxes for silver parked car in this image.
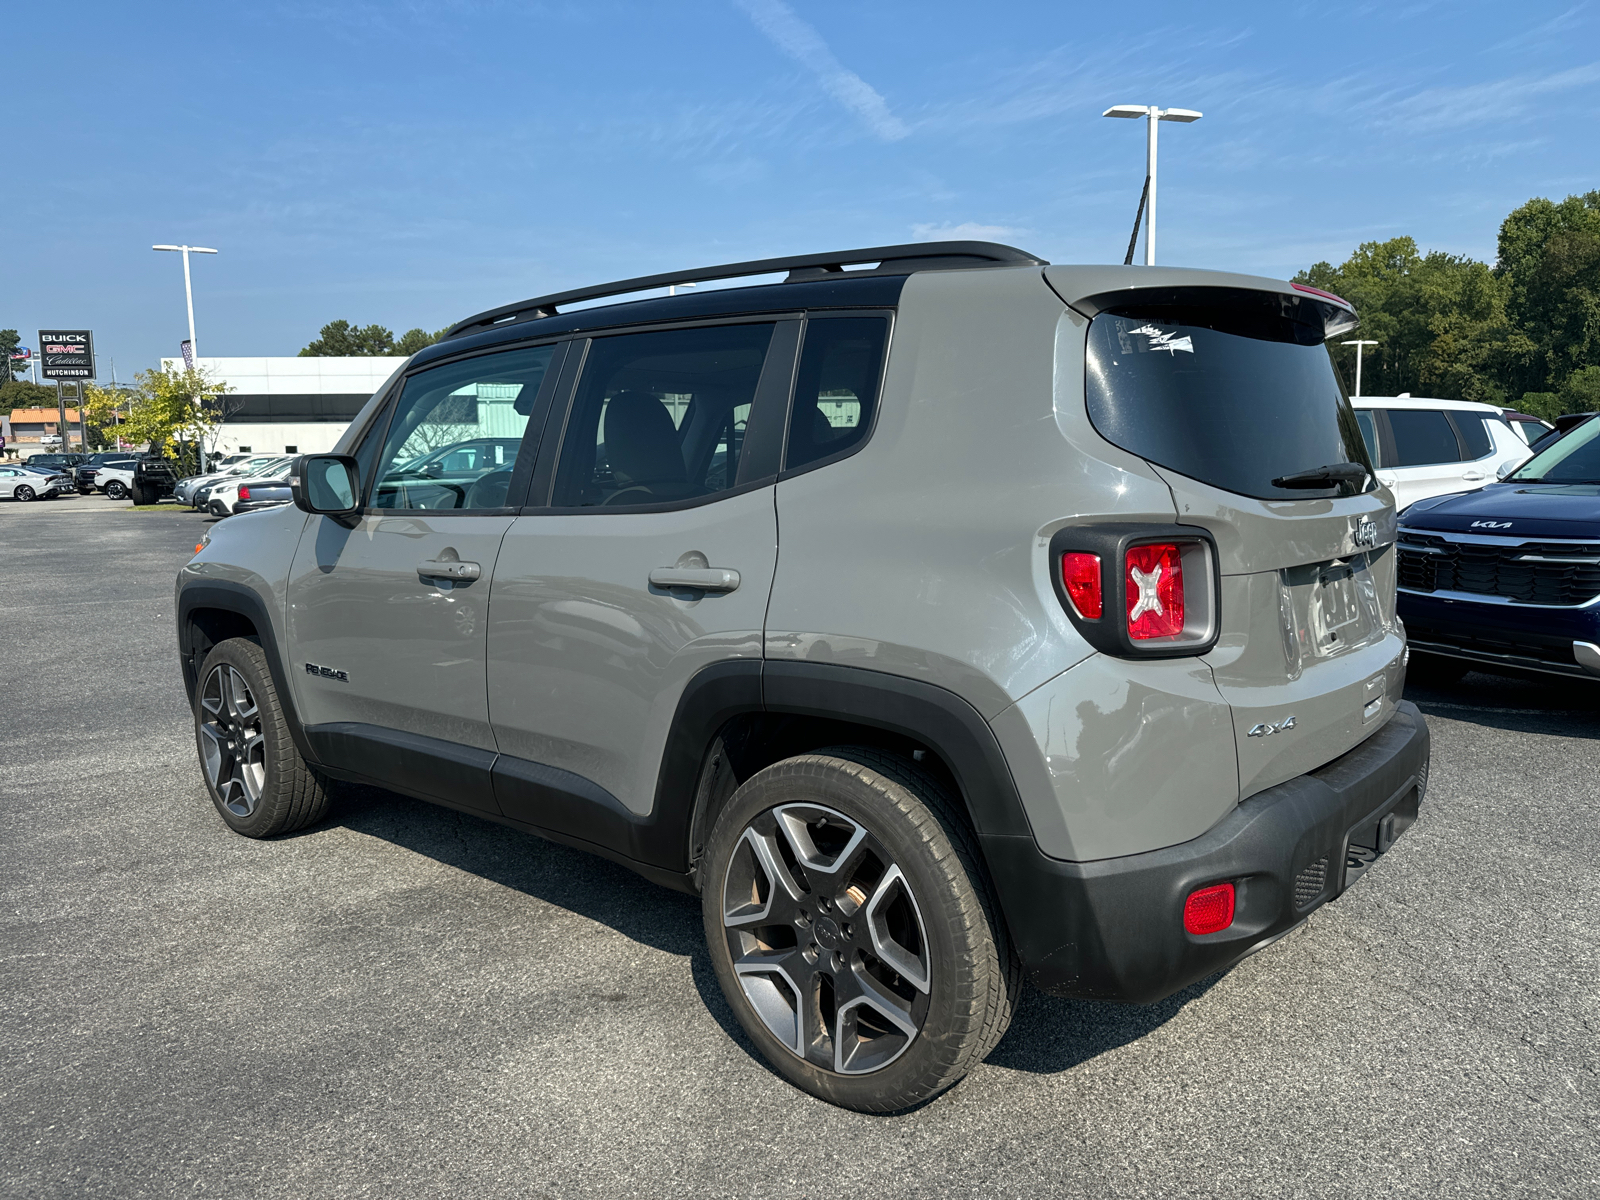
[176,242,1428,1113]
[1,465,75,500]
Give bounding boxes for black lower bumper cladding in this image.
[983,702,1430,1004]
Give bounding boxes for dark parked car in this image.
[1398,414,1600,681]
[231,477,293,515]
[130,459,179,505]
[24,453,87,473]
[1525,412,1596,457]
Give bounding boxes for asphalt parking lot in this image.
[3,507,1598,1199]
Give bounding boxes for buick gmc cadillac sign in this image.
[38,330,95,380]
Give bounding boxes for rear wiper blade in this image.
[1271,463,1370,489]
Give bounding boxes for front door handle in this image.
[419,559,481,581]
[1461,471,1490,481]
[649,566,741,592]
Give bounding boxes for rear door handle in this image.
[649,567,741,592]
[419,559,481,581]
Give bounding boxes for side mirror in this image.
[1496,460,1520,480]
[292,455,361,517]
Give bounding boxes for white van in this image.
[1351,396,1528,511]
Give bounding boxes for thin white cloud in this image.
[912,221,1025,241]
[1376,61,1600,131]
[734,0,909,141]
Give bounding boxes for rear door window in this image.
[551,323,775,508]
[784,317,889,472]
[1386,410,1462,466]
[1083,295,1371,499]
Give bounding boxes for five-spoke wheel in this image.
[724,802,932,1075]
[198,663,267,818]
[193,637,331,837]
[702,747,1017,1112]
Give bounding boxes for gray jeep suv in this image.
[175,241,1429,1112]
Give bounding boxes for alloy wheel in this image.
[722,803,932,1075]
[15,485,34,502]
[198,664,267,817]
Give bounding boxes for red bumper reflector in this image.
[1061,552,1103,619]
[1183,882,1235,935]
[1125,542,1184,639]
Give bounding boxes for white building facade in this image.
[161,356,405,457]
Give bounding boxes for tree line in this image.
[1297,190,1600,420]
[298,320,447,357]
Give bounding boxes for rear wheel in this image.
[701,747,1017,1113]
[195,638,332,838]
[131,481,155,506]
[14,484,34,502]
[105,480,128,500]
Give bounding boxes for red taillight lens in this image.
[238,486,251,500]
[1060,552,1103,619]
[1124,542,1184,639]
[1183,882,1235,935]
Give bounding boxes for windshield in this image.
[1509,417,1600,483]
[1084,292,1373,500]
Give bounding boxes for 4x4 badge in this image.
[1248,715,1297,738]
[1352,516,1378,548]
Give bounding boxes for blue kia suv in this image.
[1397,416,1600,680]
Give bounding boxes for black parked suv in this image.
[25,452,87,474]
[131,459,179,506]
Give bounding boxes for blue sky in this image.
[4,1,1597,378]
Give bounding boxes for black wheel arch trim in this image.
[177,580,320,766]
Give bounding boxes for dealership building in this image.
[161,356,405,457]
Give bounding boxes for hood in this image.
[1400,481,1600,538]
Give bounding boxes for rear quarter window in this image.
[1386,410,1462,466]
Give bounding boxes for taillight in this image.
[1124,542,1184,640]
[238,486,251,501]
[1060,553,1102,619]
[1183,882,1235,935]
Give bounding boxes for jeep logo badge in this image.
[1352,516,1378,549]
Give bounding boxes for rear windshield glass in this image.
[1084,297,1372,500]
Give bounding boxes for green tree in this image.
[117,366,235,473]
[1495,191,1600,399]
[299,320,397,356]
[0,328,24,381]
[0,378,58,415]
[394,326,447,355]
[79,383,131,449]
[1296,237,1512,404]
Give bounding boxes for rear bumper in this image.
[1399,590,1600,680]
[981,702,1430,1003]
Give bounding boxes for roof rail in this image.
[442,240,1047,339]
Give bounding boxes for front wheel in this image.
[194,638,332,837]
[104,480,128,500]
[701,748,1018,1113]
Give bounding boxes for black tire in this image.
[194,637,332,838]
[701,747,1018,1113]
[14,484,35,502]
[77,487,92,495]
[209,499,227,516]
[130,481,154,506]
[105,480,128,500]
[1407,650,1469,686]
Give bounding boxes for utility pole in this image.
[1103,104,1203,265]
[1342,339,1379,398]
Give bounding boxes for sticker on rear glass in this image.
[1129,323,1194,354]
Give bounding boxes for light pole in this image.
[1341,339,1378,398]
[152,244,218,361]
[1103,105,1202,265]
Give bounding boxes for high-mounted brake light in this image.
[1060,553,1103,619]
[1291,281,1351,308]
[1124,543,1184,640]
[1183,882,1235,935]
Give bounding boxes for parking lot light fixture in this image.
[1102,105,1203,266]
[1341,339,1379,398]
[152,245,219,362]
